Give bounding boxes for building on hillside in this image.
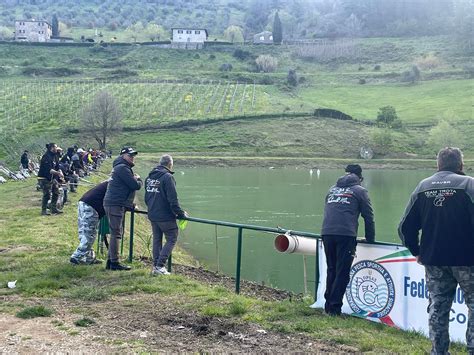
[171,28,208,49]
[15,20,52,42]
[253,31,273,44]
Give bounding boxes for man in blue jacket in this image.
[103,147,142,271]
[145,154,188,275]
[321,164,375,316]
[399,147,474,354]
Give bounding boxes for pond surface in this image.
[135,165,466,294]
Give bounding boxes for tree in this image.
[51,14,59,37]
[255,55,278,72]
[370,128,393,156]
[58,22,71,37]
[454,0,473,52]
[224,25,244,43]
[0,26,13,40]
[81,91,122,150]
[144,23,167,42]
[376,106,399,127]
[124,21,144,42]
[272,11,282,44]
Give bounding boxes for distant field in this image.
[277,79,473,122]
[0,80,274,135]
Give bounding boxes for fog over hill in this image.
[0,0,471,43]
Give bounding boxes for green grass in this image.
[74,317,96,327]
[16,305,53,319]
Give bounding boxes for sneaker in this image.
[70,257,80,265]
[51,209,63,214]
[89,258,103,265]
[41,210,51,216]
[151,266,170,276]
[108,261,131,271]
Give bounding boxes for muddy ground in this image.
[0,265,357,353]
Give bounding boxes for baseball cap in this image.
[345,164,363,178]
[77,148,85,153]
[120,147,138,156]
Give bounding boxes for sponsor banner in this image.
[311,240,468,343]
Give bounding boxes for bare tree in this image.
[81,91,122,150]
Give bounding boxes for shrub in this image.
[415,53,441,70]
[358,78,366,84]
[233,48,251,61]
[374,64,381,71]
[298,76,306,84]
[219,63,233,72]
[193,53,200,59]
[258,75,274,85]
[287,69,298,87]
[376,106,399,127]
[358,66,364,71]
[401,65,421,84]
[370,128,393,155]
[427,120,463,149]
[255,55,278,73]
[208,54,216,60]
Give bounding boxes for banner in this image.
[311,240,468,343]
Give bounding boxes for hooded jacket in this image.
[38,151,58,180]
[103,156,142,209]
[398,170,474,266]
[321,173,375,242]
[145,165,185,222]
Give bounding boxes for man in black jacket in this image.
[399,147,474,354]
[70,181,108,265]
[321,164,375,316]
[20,150,29,170]
[103,147,142,271]
[145,154,188,275]
[37,143,64,215]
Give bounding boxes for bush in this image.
[298,76,306,84]
[374,64,381,71]
[193,53,200,59]
[370,128,393,155]
[219,63,233,72]
[358,78,366,84]
[287,69,298,87]
[415,53,441,70]
[208,54,216,60]
[376,106,399,127]
[255,55,278,73]
[401,65,421,84]
[16,306,53,319]
[233,48,251,61]
[22,67,82,77]
[258,75,274,85]
[427,120,463,149]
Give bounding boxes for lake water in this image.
[135,165,464,294]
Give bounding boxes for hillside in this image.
[0,35,472,166]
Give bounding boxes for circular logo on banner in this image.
[346,260,395,318]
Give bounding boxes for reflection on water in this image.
[135,165,464,294]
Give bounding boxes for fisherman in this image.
[70,181,108,265]
[103,147,142,271]
[145,154,188,275]
[20,150,29,170]
[37,143,64,215]
[321,164,375,316]
[399,147,474,354]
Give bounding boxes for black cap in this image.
[345,164,363,178]
[120,146,138,155]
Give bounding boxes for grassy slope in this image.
[0,172,467,353]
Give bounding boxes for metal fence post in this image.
[235,227,243,294]
[128,209,135,263]
[314,238,320,302]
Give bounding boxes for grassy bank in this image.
[0,169,468,353]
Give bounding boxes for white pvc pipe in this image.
[274,234,317,255]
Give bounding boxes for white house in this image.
[15,20,52,42]
[171,28,208,45]
[253,31,273,45]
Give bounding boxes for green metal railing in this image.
[98,209,403,297]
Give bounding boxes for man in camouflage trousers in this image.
[399,147,474,354]
[70,181,108,265]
